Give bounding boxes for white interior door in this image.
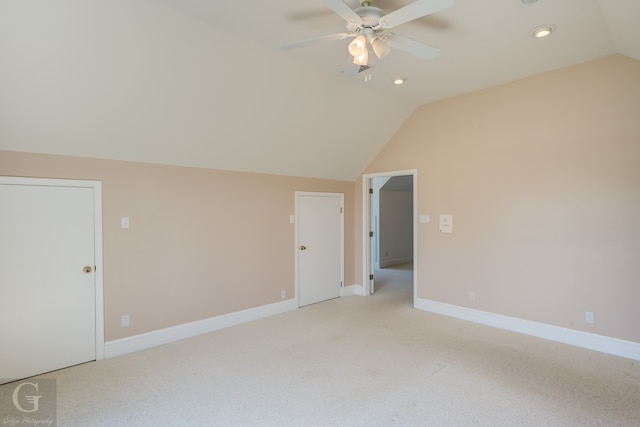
[0,181,98,383]
[296,193,343,307]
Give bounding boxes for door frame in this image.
[362,170,417,303]
[295,191,344,307]
[0,176,105,361]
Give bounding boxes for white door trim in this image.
[295,191,344,307]
[0,176,105,361]
[361,170,418,302]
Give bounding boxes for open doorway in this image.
[362,170,417,306]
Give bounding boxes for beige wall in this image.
[3,54,638,346]
[0,151,354,341]
[361,54,640,343]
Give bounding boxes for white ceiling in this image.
[159,0,640,105]
[1,1,638,181]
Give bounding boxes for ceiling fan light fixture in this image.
[371,38,391,59]
[348,35,367,57]
[353,45,369,65]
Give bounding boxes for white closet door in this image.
[1,183,96,383]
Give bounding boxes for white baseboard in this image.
[105,299,298,359]
[342,284,367,297]
[415,297,640,361]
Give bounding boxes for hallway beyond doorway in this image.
[373,263,413,306]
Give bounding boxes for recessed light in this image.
[393,78,406,85]
[532,25,555,38]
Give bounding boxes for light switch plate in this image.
[419,214,430,223]
[121,217,129,229]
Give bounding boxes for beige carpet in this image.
[4,264,640,426]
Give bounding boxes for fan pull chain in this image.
[364,68,372,82]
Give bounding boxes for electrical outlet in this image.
[469,291,476,301]
[121,314,130,327]
[585,311,595,324]
[281,290,286,300]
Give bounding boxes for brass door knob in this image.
[300,245,307,250]
[83,266,93,274]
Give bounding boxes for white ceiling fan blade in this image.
[343,59,361,77]
[385,34,440,60]
[280,33,352,50]
[321,0,363,25]
[379,0,453,29]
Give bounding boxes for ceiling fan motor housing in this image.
[347,6,387,38]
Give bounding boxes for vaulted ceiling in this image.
[1,1,638,180]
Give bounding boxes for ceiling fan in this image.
[281,0,453,75]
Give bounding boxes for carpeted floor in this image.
[3,264,639,426]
